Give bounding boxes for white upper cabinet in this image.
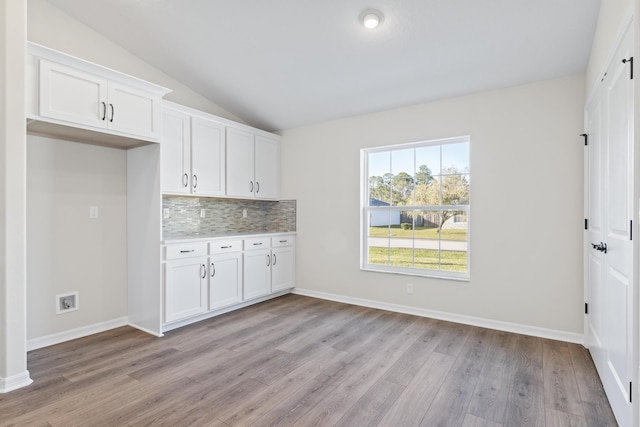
[191,117,226,196]
[254,135,280,200]
[39,60,109,129]
[226,127,255,198]
[27,42,170,148]
[160,103,226,196]
[227,127,280,200]
[161,107,191,195]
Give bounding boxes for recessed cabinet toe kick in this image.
[162,233,295,331]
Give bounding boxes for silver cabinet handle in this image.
[221,245,232,249]
[211,263,215,277]
[101,101,107,121]
[249,181,253,193]
[273,254,277,265]
[279,240,287,243]
[200,264,206,279]
[180,249,195,253]
[253,242,263,246]
[109,103,114,122]
[267,254,271,266]
[256,181,260,193]
[183,173,188,188]
[193,174,198,189]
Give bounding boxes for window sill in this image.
[361,265,470,282]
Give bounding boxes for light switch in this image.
[89,206,99,219]
[163,208,170,219]
[200,209,205,218]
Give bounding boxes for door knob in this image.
[591,242,607,254]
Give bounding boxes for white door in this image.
[160,108,191,194]
[226,127,255,198]
[209,253,242,310]
[107,82,159,139]
[164,257,208,323]
[254,135,280,200]
[243,249,271,300]
[586,25,635,427]
[39,60,108,129]
[271,246,294,292]
[191,117,226,196]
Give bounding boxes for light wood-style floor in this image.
[0,294,617,426]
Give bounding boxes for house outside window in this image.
[361,136,470,280]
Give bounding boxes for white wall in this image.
[27,0,245,123]
[0,0,30,392]
[26,136,128,340]
[281,74,585,334]
[585,0,633,94]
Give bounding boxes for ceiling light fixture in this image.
[360,9,384,29]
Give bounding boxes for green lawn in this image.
[369,225,467,241]
[368,247,467,272]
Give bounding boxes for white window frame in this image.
[360,136,470,281]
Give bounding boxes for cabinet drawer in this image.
[209,239,242,254]
[271,236,295,247]
[165,243,207,260]
[244,237,271,250]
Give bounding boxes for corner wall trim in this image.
[27,317,129,351]
[292,288,584,345]
[0,371,33,393]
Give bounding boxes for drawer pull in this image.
[279,240,287,243]
[180,249,195,253]
[253,242,263,246]
[220,245,233,249]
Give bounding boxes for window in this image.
[361,136,470,280]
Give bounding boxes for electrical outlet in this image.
[163,208,170,219]
[200,209,205,218]
[242,209,248,218]
[89,206,99,219]
[406,283,414,295]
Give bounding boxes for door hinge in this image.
[584,218,588,230]
[622,57,634,79]
[580,133,588,146]
[631,220,633,240]
[630,382,633,403]
[585,303,588,314]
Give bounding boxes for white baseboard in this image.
[0,370,33,393]
[292,288,584,345]
[27,317,129,351]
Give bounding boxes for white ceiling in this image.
[46,0,601,132]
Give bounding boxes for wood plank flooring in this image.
[0,294,618,426]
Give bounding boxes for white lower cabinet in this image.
[243,248,272,300]
[209,252,242,310]
[164,256,208,323]
[272,246,294,292]
[163,233,294,329]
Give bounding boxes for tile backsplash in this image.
[162,196,296,236]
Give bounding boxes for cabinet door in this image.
[107,82,160,139]
[254,135,280,200]
[161,108,191,194]
[164,257,208,323]
[243,249,271,300]
[191,117,226,196]
[226,127,255,198]
[272,246,294,292]
[209,253,242,310]
[39,60,108,129]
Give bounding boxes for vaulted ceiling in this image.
[46,0,601,131]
